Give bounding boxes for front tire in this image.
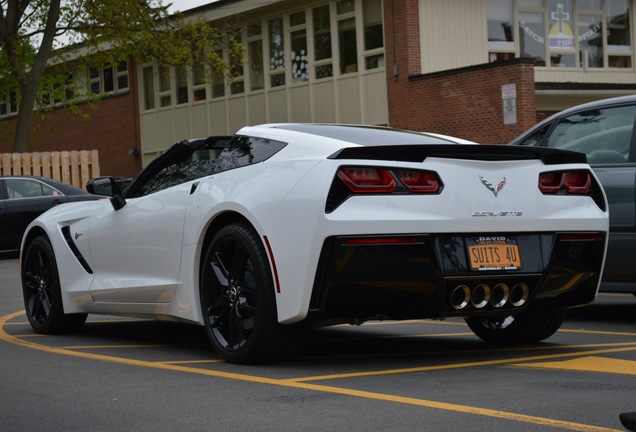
[22,236,87,334]
[200,223,306,364]
[465,305,568,344]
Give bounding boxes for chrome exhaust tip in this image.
[450,285,471,310]
[490,283,510,308]
[471,284,491,309]
[510,283,529,307]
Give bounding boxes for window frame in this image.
[487,0,633,70]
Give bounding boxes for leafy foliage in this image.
[0,0,244,152]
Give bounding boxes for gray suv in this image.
[510,94,636,293]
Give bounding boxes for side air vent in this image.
[61,226,93,274]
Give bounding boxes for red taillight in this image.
[344,237,418,245]
[337,166,441,194]
[394,169,440,193]
[560,233,603,241]
[539,170,592,194]
[538,172,564,193]
[337,167,396,193]
[564,171,591,193]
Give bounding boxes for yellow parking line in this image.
[513,356,636,375]
[561,328,636,337]
[63,344,185,349]
[161,359,224,365]
[290,343,636,382]
[0,310,622,432]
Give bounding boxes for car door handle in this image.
[51,199,63,205]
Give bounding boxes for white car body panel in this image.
[21,124,609,330]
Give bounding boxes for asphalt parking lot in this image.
[2,251,636,432]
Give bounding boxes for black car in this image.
[509,94,636,293]
[0,176,100,251]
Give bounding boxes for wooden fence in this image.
[0,150,100,190]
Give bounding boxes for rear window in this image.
[214,136,287,170]
[134,136,287,196]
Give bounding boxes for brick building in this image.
[1,0,635,176]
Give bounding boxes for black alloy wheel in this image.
[200,223,306,364]
[22,236,87,334]
[465,304,568,344]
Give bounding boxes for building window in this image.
[89,67,101,94]
[88,62,129,96]
[519,12,546,65]
[578,13,604,67]
[159,65,171,107]
[0,89,18,118]
[290,11,309,82]
[487,0,633,69]
[248,22,265,91]
[142,65,155,110]
[363,0,384,69]
[117,62,129,90]
[230,30,245,95]
[212,49,226,98]
[488,0,515,50]
[137,0,387,109]
[38,71,76,108]
[337,0,358,74]
[192,63,207,101]
[269,17,286,87]
[313,4,333,79]
[0,94,7,117]
[607,0,632,67]
[176,65,188,104]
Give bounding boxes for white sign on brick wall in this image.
[502,84,517,125]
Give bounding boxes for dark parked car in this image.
[0,176,100,251]
[509,94,636,293]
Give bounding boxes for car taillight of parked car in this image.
[337,166,441,194]
[539,170,592,194]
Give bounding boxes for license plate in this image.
[467,238,521,271]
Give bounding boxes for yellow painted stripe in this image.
[0,310,623,432]
[513,356,636,375]
[291,344,636,382]
[560,328,636,337]
[2,328,618,431]
[63,344,191,349]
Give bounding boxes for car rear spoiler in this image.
[328,145,587,165]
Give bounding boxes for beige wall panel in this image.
[535,93,627,112]
[336,77,362,124]
[289,86,312,122]
[228,98,248,133]
[209,101,229,135]
[536,70,636,85]
[312,81,336,123]
[140,114,158,153]
[361,72,388,125]
[157,110,175,151]
[173,107,192,141]
[419,0,487,74]
[190,104,209,138]
[247,93,267,126]
[267,90,289,123]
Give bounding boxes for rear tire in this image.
[200,223,307,364]
[465,305,568,344]
[22,236,87,334]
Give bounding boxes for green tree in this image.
[0,0,243,152]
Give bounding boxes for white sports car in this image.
[20,124,609,364]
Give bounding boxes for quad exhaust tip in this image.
[450,282,529,310]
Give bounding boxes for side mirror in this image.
[87,177,114,196]
[86,177,126,211]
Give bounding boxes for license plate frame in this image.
[466,238,521,271]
